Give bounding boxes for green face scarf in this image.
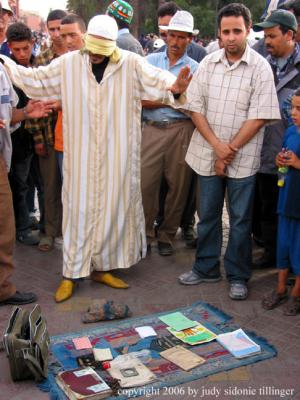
[83,34,121,63]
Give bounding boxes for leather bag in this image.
[3,304,50,382]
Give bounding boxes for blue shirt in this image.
[277,125,300,219]
[142,50,198,122]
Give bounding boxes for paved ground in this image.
[0,220,299,400]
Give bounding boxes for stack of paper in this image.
[216,329,261,359]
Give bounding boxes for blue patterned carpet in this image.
[39,301,277,399]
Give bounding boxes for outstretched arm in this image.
[137,58,189,107]
[0,55,62,101]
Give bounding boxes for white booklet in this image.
[216,329,261,359]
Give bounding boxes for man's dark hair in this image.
[47,9,67,24]
[278,24,296,38]
[61,13,86,33]
[157,1,181,18]
[217,3,252,29]
[7,22,32,43]
[107,11,129,30]
[116,19,129,29]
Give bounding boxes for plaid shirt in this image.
[185,45,280,178]
[25,46,58,146]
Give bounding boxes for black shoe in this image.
[181,226,196,242]
[252,256,276,269]
[157,241,174,256]
[0,291,37,306]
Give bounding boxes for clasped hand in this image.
[276,150,300,169]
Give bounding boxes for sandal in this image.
[282,297,300,316]
[38,236,54,252]
[262,289,288,310]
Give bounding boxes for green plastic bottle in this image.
[277,166,289,187]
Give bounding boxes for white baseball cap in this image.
[1,0,13,15]
[87,15,118,41]
[159,10,199,36]
[153,38,165,49]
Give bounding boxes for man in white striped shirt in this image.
[1,14,192,302]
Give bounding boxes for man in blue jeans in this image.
[178,3,280,299]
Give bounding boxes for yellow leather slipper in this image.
[55,280,75,303]
[91,272,129,289]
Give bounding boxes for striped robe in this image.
[2,50,185,278]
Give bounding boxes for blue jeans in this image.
[56,151,63,180]
[193,174,256,283]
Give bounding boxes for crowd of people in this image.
[0,0,299,316]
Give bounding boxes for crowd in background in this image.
[0,0,299,316]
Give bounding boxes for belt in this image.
[144,119,188,127]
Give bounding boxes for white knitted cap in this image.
[87,15,118,41]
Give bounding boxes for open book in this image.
[56,367,112,400]
[216,329,261,359]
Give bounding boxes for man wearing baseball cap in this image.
[253,8,298,31]
[107,0,144,56]
[252,9,300,270]
[0,14,192,302]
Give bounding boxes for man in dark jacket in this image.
[252,10,300,268]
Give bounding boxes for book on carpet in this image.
[56,367,112,399]
[160,345,206,371]
[216,329,261,359]
[167,321,217,345]
[159,312,198,331]
[108,358,156,388]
